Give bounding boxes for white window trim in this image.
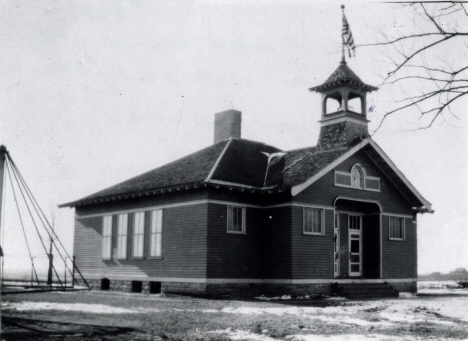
[334,170,352,188]
[303,207,326,236]
[389,216,405,241]
[351,164,365,189]
[364,175,381,192]
[334,165,381,192]
[132,211,145,259]
[150,209,163,259]
[102,215,113,260]
[116,214,128,260]
[227,205,246,234]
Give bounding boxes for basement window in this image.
[389,216,405,241]
[101,278,110,291]
[149,281,162,294]
[132,281,143,293]
[227,206,246,234]
[303,207,324,235]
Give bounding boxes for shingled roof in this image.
[309,63,378,93]
[61,136,431,212]
[61,137,349,207]
[61,138,281,207]
[265,147,350,190]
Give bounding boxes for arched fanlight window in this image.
[351,165,364,189]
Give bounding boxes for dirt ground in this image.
[1,289,467,341]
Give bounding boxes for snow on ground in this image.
[417,281,459,289]
[3,291,467,330]
[204,293,468,327]
[255,295,294,300]
[209,329,465,341]
[208,328,278,341]
[288,334,463,341]
[2,301,139,314]
[418,288,468,295]
[5,295,466,326]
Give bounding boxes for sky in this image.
[0,0,466,276]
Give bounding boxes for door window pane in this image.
[351,264,360,272]
[350,254,360,263]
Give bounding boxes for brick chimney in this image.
[214,109,242,143]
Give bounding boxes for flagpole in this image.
[341,5,346,64]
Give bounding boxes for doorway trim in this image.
[334,213,340,278]
[348,214,363,277]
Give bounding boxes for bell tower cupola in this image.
[310,63,378,150]
[310,5,378,151]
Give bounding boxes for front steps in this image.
[331,282,399,299]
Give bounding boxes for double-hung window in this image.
[303,207,324,235]
[102,215,113,259]
[389,216,405,240]
[227,206,245,234]
[116,214,128,259]
[133,212,145,258]
[150,209,163,258]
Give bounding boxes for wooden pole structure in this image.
[72,256,76,288]
[341,5,346,64]
[47,232,53,287]
[0,145,8,336]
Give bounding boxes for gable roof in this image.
[61,137,432,213]
[290,139,432,213]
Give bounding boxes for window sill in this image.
[389,238,405,241]
[334,184,381,192]
[303,232,326,236]
[226,231,247,235]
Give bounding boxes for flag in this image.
[342,14,356,57]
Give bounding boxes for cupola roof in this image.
[309,63,378,93]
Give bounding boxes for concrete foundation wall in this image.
[262,283,331,297]
[390,281,417,293]
[75,279,417,297]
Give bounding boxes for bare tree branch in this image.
[363,3,467,131]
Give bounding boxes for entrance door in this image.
[334,213,340,278]
[349,215,362,277]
